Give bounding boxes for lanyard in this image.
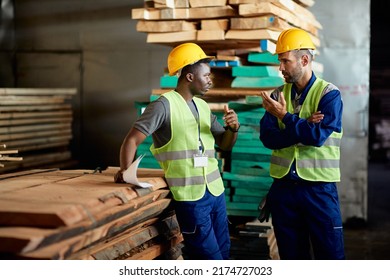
[191,100,204,154]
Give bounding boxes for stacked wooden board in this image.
[134,0,321,50]
[0,167,183,260]
[0,143,22,169]
[223,102,273,216]
[230,219,279,259]
[0,88,77,174]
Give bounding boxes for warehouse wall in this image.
[311,0,370,221]
[0,0,370,221]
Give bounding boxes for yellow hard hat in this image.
[167,43,214,76]
[275,28,316,54]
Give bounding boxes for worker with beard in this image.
[115,43,240,260]
[258,28,345,259]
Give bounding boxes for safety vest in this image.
[150,90,224,201]
[270,78,343,182]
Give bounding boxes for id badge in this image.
[193,154,208,168]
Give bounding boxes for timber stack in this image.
[0,167,183,260]
[0,88,78,174]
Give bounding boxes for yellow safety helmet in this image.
[275,28,316,54]
[167,43,214,76]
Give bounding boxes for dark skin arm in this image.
[114,128,147,183]
[216,104,239,150]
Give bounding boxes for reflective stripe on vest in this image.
[150,90,224,201]
[270,78,342,182]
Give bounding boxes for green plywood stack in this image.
[231,52,284,89]
[223,102,273,217]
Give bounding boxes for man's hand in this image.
[260,91,287,120]
[114,170,125,183]
[223,104,240,132]
[307,111,324,123]
[258,194,271,223]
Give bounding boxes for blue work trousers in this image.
[268,180,345,260]
[173,189,230,260]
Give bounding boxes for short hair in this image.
[293,49,315,61]
[178,58,211,78]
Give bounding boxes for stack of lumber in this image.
[138,0,323,101]
[223,102,272,216]
[134,0,321,49]
[0,88,77,174]
[230,218,279,259]
[0,167,183,260]
[0,144,22,169]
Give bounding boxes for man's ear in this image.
[301,54,309,67]
[186,73,194,82]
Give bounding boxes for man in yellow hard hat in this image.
[259,28,345,259]
[115,43,240,260]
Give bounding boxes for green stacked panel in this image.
[223,101,272,217]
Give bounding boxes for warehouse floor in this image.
[343,161,390,260]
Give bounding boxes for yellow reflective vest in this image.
[150,90,224,201]
[270,78,343,182]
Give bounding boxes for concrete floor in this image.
[343,162,390,260]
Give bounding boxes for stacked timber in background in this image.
[0,167,183,260]
[0,88,77,174]
[0,144,22,169]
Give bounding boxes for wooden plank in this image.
[67,217,160,259]
[151,0,189,8]
[0,198,171,254]
[189,0,227,7]
[0,110,72,120]
[12,140,70,153]
[0,129,72,142]
[0,117,72,127]
[2,135,72,149]
[131,8,161,20]
[197,29,225,41]
[230,0,321,29]
[16,195,173,260]
[0,152,73,174]
[136,20,197,32]
[201,19,229,30]
[0,96,67,106]
[0,149,18,154]
[230,15,291,30]
[70,213,179,260]
[0,88,77,96]
[0,123,71,134]
[0,104,71,112]
[147,30,197,43]
[237,3,320,41]
[122,234,183,260]
[160,6,236,19]
[225,29,280,41]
